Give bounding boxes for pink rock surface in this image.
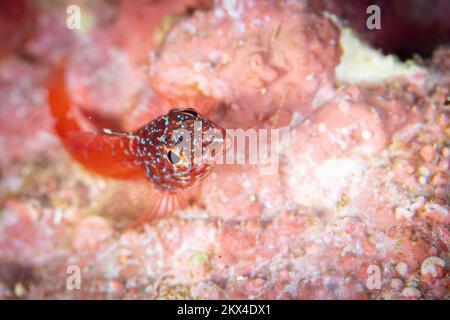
[0,0,448,300]
[149,0,341,127]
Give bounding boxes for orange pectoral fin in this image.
[131,185,200,227]
[98,179,200,230]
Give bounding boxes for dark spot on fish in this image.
[181,109,198,117]
[167,150,181,165]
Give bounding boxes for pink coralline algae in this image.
[0,0,448,300]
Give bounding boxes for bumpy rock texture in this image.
[0,0,448,299]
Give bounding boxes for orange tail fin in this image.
[47,67,143,179]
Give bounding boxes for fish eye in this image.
[182,109,198,117]
[167,150,181,165]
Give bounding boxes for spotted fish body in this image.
[132,109,224,192]
[47,67,224,222]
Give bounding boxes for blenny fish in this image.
[47,67,224,225]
